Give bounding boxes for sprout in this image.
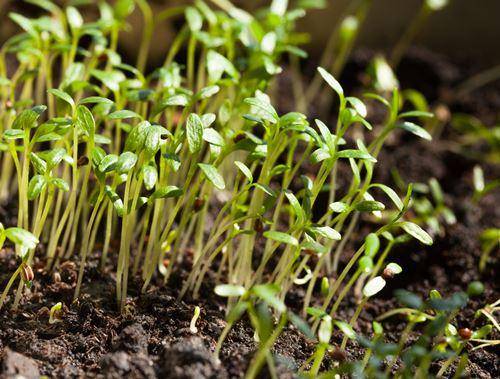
[0,3,486,378]
[189,306,201,334]
[49,302,63,324]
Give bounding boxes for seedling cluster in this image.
[0,0,495,377]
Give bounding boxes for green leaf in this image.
[426,0,449,11]
[310,148,331,164]
[91,69,126,92]
[142,165,158,191]
[315,119,333,146]
[244,97,279,124]
[98,154,118,173]
[354,200,385,212]
[261,32,277,54]
[329,201,348,213]
[144,128,161,158]
[51,178,69,192]
[371,184,403,210]
[317,67,343,100]
[398,121,432,141]
[48,88,75,108]
[197,85,220,99]
[198,163,225,190]
[207,50,239,83]
[61,63,85,89]
[201,113,216,128]
[336,149,377,162]
[358,256,374,273]
[234,161,253,182]
[429,178,444,204]
[114,0,135,19]
[399,110,434,119]
[253,183,277,197]
[473,165,485,193]
[66,6,83,29]
[395,289,423,309]
[399,221,433,245]
[385,262,402,274]
[5,227,38,250]
[364,233,380,258]
[201,128,222,147]
[252,284,286,312]
[9,13,38,38]
[185,6,203,32]
[288,312,314,339]
[310,226,341,241]
[125,121,150,152]
[471,325,492,340]
[187,114,204,154]
[263,231,298,246]
[3,129,25,140]
[363,276,386,297]
[30,153,47,174]
[346,96,367,117]
[28,175,47,200]
[43,148,66,170]
[116,152,137,173]
[318,315,332,344]
[12,107,46,130]
[79,96,114,105]
[151,186,183,200]
[334,320,356,339]
[306,307,327,319]
[284,190,305,222]
[75,105,95,136]
[214,284,246,297]
[108,109,141,120]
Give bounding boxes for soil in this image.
[1,48,499,378]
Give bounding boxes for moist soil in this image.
[1,48,499,378]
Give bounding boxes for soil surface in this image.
[1,48,499,378]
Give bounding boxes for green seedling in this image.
[392,173,456,237]
[190,305,201,334]
[301,309,356,377]
[214,282,312,379]
[49,302,63,324]
[0,2,477,377]
[478,228,499,272]
[0,224,39,309]
[390,0,450,67]
[472,165,500,202]
[450,114,500,163]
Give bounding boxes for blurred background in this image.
[1,0,499,67]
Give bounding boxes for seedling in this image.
[450,114,500,163]
[0,2,484,378]
[390,0,450,67]
[473,165,500,202]
[478,228,500,272]
[190,305,201,334]
[49,302,63,324]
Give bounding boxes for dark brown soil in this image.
[1,49,499,378]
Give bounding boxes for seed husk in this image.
[193,198,205,212]
[382,267,395,280]
[77,156,90,167]
[254,219,264,233]
[21,264,34,283]
[458,328,472,340]
[329,347,347,361]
